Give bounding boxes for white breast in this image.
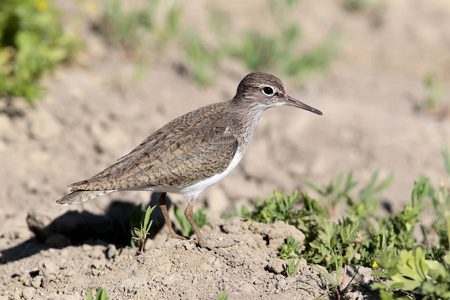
[177,148,245,201]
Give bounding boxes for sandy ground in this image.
[1,0,449,299]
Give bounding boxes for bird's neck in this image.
[227,97,266,147]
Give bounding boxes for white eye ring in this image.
[262,86,275,96]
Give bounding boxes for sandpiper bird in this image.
[56,72,322,248]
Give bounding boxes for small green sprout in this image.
[86,287,109,300]
[422,74,445,111]
[279,236,302,260]
[131,205,156,254]
[285,259,301,277]
[217,291,229,300]
[313,259,358,300]
[307,171,358,214]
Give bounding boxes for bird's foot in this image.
[203,240,240,257]
[192,238,240,250]
[168,230,188,240]
[204,240,240,249]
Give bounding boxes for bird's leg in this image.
[158,193,186,240]
[185,199,208,248]
[185,199,239,250]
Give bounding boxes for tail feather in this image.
[56,190,115,206]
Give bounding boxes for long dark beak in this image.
[284,95,323,115]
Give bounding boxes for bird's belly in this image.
[127,149,245,201]
[177,149,245,201]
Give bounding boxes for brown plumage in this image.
[56,72,323,248]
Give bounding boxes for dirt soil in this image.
[1,0,450,299]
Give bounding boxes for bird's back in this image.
[69,101,239,191]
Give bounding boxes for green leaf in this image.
[426,260,447,281]
[390,273,421,291]
[95,287,109,300]
[217,291,229,300]
[133,227,141,238]
[0,0,80,103]
[143,205,152,229]
[443,145,450,176]
[86,290,93,300]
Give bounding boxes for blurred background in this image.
[0,0,449,240]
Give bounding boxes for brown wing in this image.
[69,104,238,191]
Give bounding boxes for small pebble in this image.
[31,275,42,288]
[22,287,35,300]
[89,247,105,259]
[106,244,118,259]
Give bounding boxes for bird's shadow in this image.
[0,193,178,265]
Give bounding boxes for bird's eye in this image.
[262,86,274,96]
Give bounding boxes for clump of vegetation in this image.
[183,0,340,86]
[306,171,358,215]
[98,0,182,53]
[235,147,450,299]
[306,171,394,219]
[313,261,358,299]
[372,248,450,299]
[0,0,80,104]
[183,34,223,86]
[279,236,302,260]
[249,190,303,224]
[229,0,340,84]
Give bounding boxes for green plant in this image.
[245,166,448,299]
[307,171,358,214]
[285,259,301,277]
[130,205,156,254]
[182,0,339,86]
[279,236,302,260]
[443,146,450,176]
[250,190,303,224]
[0,0,80,104]
[391,176,429,249]
[312,259,358,300]
[86,287,109,300]
[342,0,381,12]
[432,181,450,250]
[347,171,394,227]
[228,0,340,84]
[174,204,210,237]
[302,176,427,271]
[100,0,181,52]
[427,147,450,251]
[254,172,444,273]
[422,74,445,111]
[217,291,229,300]
[372,248,450,299]
[307,175,448,296]
[183,35,221,86]
[305,216,362,268]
